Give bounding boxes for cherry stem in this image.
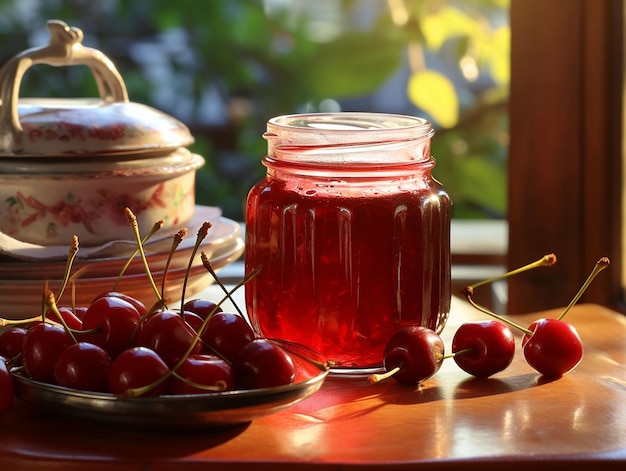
[268,338,331,372]
[444,347,475,360]
[462,286,532,335]
[368,365,401,384]
[200,251,246,319]
[170,371,228,392]
[160,228,188,301]
[44,290,78,344]
[461,253,558,335]
[74,325,102,336]
[123,266,262,398]
[558,256,610,320]
[0,311,96,336]
[179,222,212,314]
[468,253,557,290]
[124,208,165,307]
[55,235,80,303]
[70,282,77,315]
[113,220,164,292]
[0,316,41,327]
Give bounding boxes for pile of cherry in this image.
[0,208,302,416]
[369,253,610,387]
[0,291,299,413]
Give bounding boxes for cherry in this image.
[463,255,609,378]
[233,339,296,389]
[45,306,83,330]
[369,326,445,386]
[81,295,142,358]
[92,291,148,317]
[451,320,515,378]
[0,211,277,400]
[73,306,88,321]
[182,298,222,320]
[136,310,202,366]
[181,310,205,333]
[108,346,170,396]
[522,318,583,378]
[54,342,112,392]
[201,312,256,362]
[0,326,28,360]
[0,358,14,414]
[22,322,74,383]
[172,354,235,394]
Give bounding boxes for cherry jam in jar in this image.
[245,113,451,372]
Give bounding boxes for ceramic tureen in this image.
[0,20,204,246]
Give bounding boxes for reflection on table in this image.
[1,276,625,470]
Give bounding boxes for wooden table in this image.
[1,292,625,470]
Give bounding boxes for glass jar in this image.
[245,113,451,372]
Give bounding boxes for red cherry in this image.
[81,296,141,358]
[522,318,583,378]
[181,310,204,333]
[233,339,296,389]
[451,320,515,378]
[136,310,202,367]
[0,326,28,360]
[0,359,14,414]
[22,322,74,383]
[370,326,444,386]
[46,306,83,330]
[201,312,255,362]
[73,306,88,321]
[53,342,112,392]
[462,255,608,379]
[182,298,222,320]
[93,291,147,317]
[108,347,170,396]
[172,354,235,394]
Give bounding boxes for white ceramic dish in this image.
[0,213,241,279]
[0,20,203,246]
[0,148,204,246]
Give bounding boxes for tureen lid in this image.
[0,20,194,157]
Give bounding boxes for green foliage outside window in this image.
[0,0,509,221]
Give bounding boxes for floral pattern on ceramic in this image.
[0,176,196,247]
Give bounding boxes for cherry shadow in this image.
[302,374,445,422]
[452,372,543,400]
[375,380,445,405]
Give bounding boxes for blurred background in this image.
[0,0,509,223]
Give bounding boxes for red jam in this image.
[245,113,451,371]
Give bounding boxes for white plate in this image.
[0,218,244,319]
[0,207,238,280]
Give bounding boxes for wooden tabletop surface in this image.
[1,292,625,470]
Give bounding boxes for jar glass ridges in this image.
[245,113,451,372]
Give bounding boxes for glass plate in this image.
[11,340,329,430]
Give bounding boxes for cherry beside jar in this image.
[245,113,451,373]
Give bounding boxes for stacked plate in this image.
[0,206,244,319]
